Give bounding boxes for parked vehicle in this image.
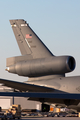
[6,104,21,119]
[66,112,78,117]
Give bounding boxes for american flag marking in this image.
[26,34,32,38]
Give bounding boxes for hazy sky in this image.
[0,0,80,82]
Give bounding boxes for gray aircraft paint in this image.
[7,20,75,78]
[6,56,75,77]
[9,19,53,58]
[0,19,80,111]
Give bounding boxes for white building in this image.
[0,85,41,110]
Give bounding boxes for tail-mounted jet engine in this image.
[6,56,76,77]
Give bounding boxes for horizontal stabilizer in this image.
[0,78,54,92]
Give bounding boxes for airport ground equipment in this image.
[6,104,21,119]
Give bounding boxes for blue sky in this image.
[0,0,80,82]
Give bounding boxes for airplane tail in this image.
[9,19,53,59]
[8,19,65,79]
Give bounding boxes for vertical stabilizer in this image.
[10,19,53,59]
